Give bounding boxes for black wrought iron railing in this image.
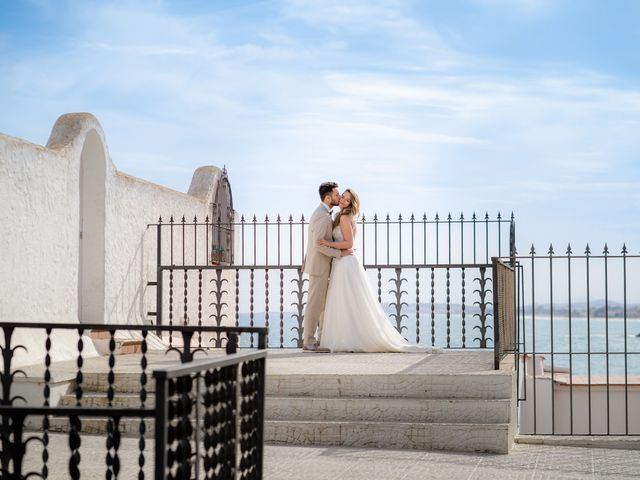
[497,244,640,436]
[148,212,515,351]
[154,350,265,479]
[151,211,514,267]
[0,322,267,479]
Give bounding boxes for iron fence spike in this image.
[265,214,269,222]
[447,212,452,220]
[484,212,489,220]
[548,243,554,255]
[566,243,572,255]
[472,212,476,220]
[170,216,174,223]
[410,213,415,221]
[374,213,378,222]
[301,214,305,222]
[158,216,162,223]
[277,214,281,222]
[288,214,293,222]
[460,212,464,220]
[585,243,591,255]
[435,213,440,220]
[622,243,628,254]
[205,216,209,223]
[603,243,609,255]
[530,244,536,255]
[422,213,427,220]
[181,216,186,223]
[252,215,257,222]
[510,212,515,221]
[386,213,390,221]
[398,213,403,221]
[240,215,245,222]
[193,215,197,223]
[362,213,366,221]
[497,212,502,220]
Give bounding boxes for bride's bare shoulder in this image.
[339,214,356,230]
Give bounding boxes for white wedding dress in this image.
[320,224,436,353]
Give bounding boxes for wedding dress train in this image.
[320,225,436,353]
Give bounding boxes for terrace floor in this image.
[23,347,499,380]
[18,436,640,479]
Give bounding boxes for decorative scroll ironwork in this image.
[473,266,493,348]
[388,268,408,333]
[151,210,513,351]
[209,268,229,348]
[290,269,307,348]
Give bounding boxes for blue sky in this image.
[1,0,639,254]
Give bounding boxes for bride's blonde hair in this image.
[333,188,360,228]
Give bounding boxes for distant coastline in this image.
[238,302,640,319]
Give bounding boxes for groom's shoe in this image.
[302,343,331,353]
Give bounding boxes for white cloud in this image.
[1,0,638,250]
[471,0,558,14]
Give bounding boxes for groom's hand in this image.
[341,248,354,257]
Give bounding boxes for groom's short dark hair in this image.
[319,182,338,200]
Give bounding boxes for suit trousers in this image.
[303,273,330,346]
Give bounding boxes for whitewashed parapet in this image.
[0,113,235,365]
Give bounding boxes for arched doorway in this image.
[210,167,235,265]
[78,130,106,323]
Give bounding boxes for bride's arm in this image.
[318,216,354,250]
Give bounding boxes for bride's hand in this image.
[317,239,331,247]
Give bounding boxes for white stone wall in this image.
[518,357,640,434]
[0,113,234,365]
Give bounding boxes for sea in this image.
[235,312,640,376]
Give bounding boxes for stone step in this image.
[266,396,511,424]
[82,372,155,393]
[265,420,511,453]
[57,393,510,425]
[267,373,513,399]
[81,371,513,399]
[59,393,154,408]
[44,417,510,453]
[46,416,155,437]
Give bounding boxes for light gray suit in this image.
[301,203,341,346]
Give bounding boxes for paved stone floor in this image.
[19,434,640,479]
[23,348,497,381]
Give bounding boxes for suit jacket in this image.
[301,204,341,276]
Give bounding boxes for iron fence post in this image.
[154,372,169,480]
[226,332,238,354]
[509,215,516,267]
[156,222,163,335]
[257,356,266,479]
[492,257,501,370]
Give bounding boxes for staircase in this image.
[45,351,516,454]
[265,369,515,453]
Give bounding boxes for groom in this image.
[301,182,353,352]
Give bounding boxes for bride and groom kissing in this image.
[301,182,442,354]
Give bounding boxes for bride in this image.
[318,189,441,353]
